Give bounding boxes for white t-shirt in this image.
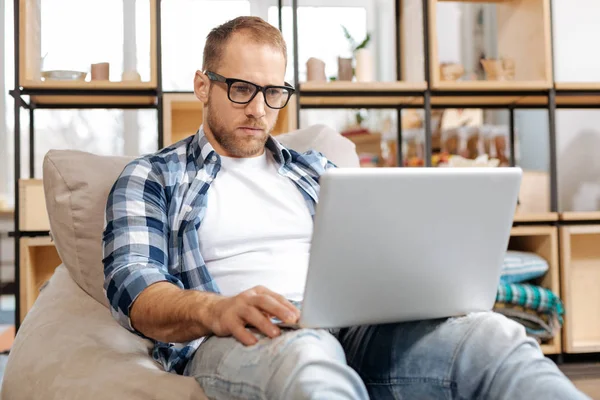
[197,150,313,300]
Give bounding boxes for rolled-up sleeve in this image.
[102,158,183,334]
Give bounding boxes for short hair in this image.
[202,16,288,72]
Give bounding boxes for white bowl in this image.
[41,70,87,81]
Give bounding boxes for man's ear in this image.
[194,70,210,103]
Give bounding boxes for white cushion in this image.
[1,265,208,400]
[3,125,359,399]
[276,124,360,168]
[43,151,133,307]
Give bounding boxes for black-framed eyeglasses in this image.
[205,71,295,110]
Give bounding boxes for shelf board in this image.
[555,82,600,91]
[16,81,158,107]
[299,81,426,107]
[560,211,600,222]
[555,83,600,106]
[300,96,424,107]
[433,80,551,91]
[430,81,550,107]
[300,81,427,93]
[0,208,13,217]
[21,80,156,90]
[513,212,558,223]
[29,95,157,107]
[431,94,547,107]
[437,0,513,2]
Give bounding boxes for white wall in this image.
[436,3,462,65]
[552,0,600,212]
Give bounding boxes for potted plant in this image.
[337,25,372,82]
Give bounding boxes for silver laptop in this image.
[288,167,522,329]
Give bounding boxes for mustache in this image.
[240,120,268,130]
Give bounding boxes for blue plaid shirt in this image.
[102,126,335,374]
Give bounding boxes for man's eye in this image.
[234,85,251,93]
[266,88,282,97]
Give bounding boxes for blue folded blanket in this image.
[495,283,564,341]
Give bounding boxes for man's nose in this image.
[245,91,266,119]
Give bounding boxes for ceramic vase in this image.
[306,57,326,81]
[501,58,515,80]
[337,57,353,81]
[480,59,504,81]
[91,62,110,81]
[355,48,374,82]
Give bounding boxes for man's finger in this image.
[251,294,298,324]
[230,317,258,346]
[243,305,281,338]
[253,287,300,318]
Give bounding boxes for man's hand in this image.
[207,286,301,345]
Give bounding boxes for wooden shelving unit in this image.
[162,93,297,147]
[292,0,600,361]
[300,81,427,92]
[560,212,600,222]
[299,81,426,107]
[428,0,553,91]
[555,83,600,107]
[430,93,548,107]
[9,0,162,328]
[18,236,61,323]
[19,0,158,95]
[507,226,561,354]
[560,225,600,353]
[7,0,600,361]
[513,212,558,223]
[18,179,48,232]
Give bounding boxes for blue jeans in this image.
[185,312,588,399]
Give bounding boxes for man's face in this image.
[196,33,287,158]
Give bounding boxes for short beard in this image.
[206,99,270,158]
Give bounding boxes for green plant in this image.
[341,25,371,53]
[355,109,368,126]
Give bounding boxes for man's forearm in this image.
[130,282,222,343]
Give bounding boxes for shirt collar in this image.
[191,125,292,168]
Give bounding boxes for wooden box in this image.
[19,179,49,232]
[560,225,600,353]
[19,236,61,322]
[507,226,561,354]
[162,93,297,148]
[429,0,553,90]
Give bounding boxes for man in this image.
[103,16,587,399]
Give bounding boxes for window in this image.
[0,0,390,206]
[268,5,368,83]
[161,0,251,91]
[1,0,157,207]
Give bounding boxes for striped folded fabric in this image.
[500,250,549,284]
[496,283,564,326]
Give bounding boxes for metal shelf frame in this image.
[8,0,164,329]
[7,0,600,335]
[289,0,569,213]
